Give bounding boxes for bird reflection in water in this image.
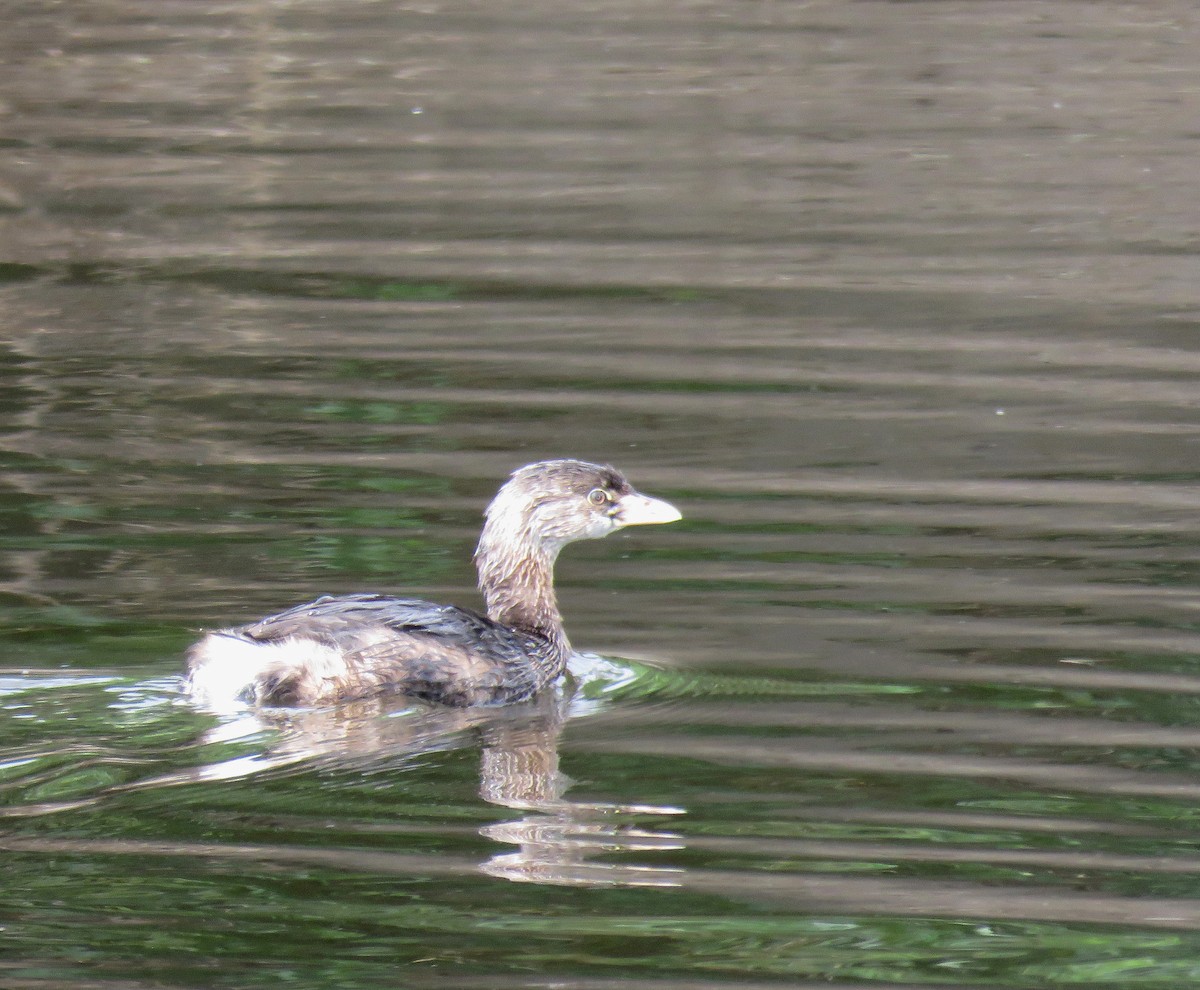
[182,667,685,888]
[473,700,685,887]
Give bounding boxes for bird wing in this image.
[237,593,547,705]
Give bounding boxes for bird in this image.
[185,459,681,708]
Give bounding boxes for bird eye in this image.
[587,488,610,506]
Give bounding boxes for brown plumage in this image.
[185,459,681,708]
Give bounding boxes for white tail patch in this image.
[185,633,347,711]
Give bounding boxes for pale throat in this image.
[474,526,570,650]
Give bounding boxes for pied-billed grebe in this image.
[185,459,681,708]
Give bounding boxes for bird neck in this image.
[474,523,570,654]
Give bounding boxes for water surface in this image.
[3,2,1200,988]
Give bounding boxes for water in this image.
[3,1,1200,987]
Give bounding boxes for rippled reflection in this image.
[62,661,691,889]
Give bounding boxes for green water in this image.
[5,0,1200,987]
